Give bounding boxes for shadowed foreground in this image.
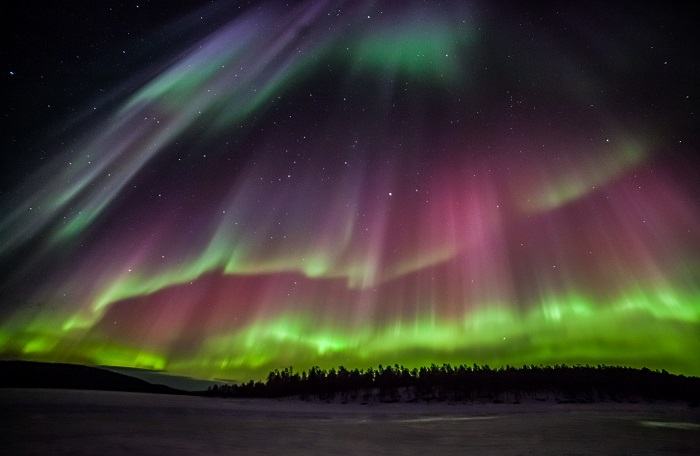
[2,389,698,455]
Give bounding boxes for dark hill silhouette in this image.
[0,360,186,395]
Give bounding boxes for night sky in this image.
[2,1,698,383]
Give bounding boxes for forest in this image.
[205,364,700,404]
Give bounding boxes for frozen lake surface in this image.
[2,389,699,455]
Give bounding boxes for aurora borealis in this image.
[2,1,698,383]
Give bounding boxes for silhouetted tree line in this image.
[205,364,700,405]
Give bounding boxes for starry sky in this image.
[1,0,699,383]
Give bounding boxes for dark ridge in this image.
[0,360,187,395]
[206,364,700,406]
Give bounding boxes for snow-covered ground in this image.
[2,389,698,455]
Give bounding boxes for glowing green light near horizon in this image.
[3,284,698,381]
